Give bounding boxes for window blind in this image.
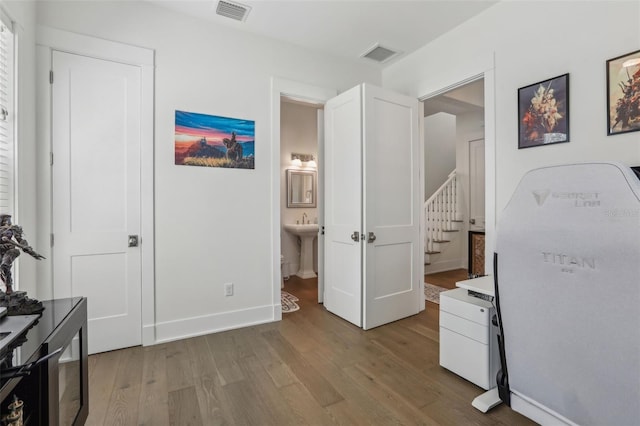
[0,10,14,215]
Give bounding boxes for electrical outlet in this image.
[224,282,233,297]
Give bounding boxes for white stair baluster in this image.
[424,170,459,264]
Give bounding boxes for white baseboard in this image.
[425,258,465,275]
[152,304,277,345]
[511,392,576,426]
[142,324,155,346]
[273,303,282,319]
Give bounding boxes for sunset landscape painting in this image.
[175,110,255,169]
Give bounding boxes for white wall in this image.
[1,1,38,294]
[424,112,456,199]
[384,0,640,269]
[35,1,380,342]
[280,101,319,276]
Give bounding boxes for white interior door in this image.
[52,50,142,354]
[317,109,325,304]
[362,84,420,330]
[324,84,421,329]
[469,139,485,231]
[323,86,362,326]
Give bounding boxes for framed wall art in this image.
[606,49,640,136]
[518,73,570,149]
[174,110,255,169]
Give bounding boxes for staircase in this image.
[424,170,463,266]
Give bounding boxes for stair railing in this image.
[424,170,458,253]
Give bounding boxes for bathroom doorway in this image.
[280,96,324,311]
[270,78,336,320]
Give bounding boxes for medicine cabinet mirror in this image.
[287,169,316,208]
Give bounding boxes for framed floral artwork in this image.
[518,73,570,149]
[607,49,640,136]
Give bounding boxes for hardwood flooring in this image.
[85,274,535,425]
[424,268,470,312]
[424,269,469,290]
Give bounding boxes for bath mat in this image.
[281,291,300,313]
[424,282,448,304]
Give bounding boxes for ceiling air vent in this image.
[216,0,251,22]
[361,43,400,64]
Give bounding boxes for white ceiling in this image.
[148,0,498,67]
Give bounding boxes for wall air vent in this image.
[216,0,251,22]
[360,43,400,64]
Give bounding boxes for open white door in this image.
[317,109,325,304]
[362,85,421,330]
[324,86,363,326]
[324,84,421,329]
[52,51,142,354]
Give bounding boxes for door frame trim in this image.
[270,78,336,319]
[36,26,156,346]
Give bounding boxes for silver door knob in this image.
[469,218,476,224]
[367,232,376,243]
[350,231,360,242]
[128,235,139,247]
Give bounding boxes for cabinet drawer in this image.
[440,311,489,344]
[439,327,492,390]
[440,289,491,325]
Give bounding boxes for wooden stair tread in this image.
[432,240,450,243]
[443,229,459,232]
[425,250,441,255]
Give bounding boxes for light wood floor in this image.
[424,269,469,290]
[85,273,534,425]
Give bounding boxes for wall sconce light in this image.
[291,152,316,168]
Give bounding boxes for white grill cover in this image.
[496,162,640,425]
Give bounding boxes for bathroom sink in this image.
[283,223,319,237]
[283,223,318,279]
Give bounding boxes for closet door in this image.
[323,85,363,326]
[52,50,143,353]
[362,84,421,330]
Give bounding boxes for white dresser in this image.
[439,286,499,390]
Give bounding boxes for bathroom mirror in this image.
[287,169,316,208]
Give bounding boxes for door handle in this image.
[128,235,139,247]
[367,232,376,243]
[469,218,476,225]
[350,231,360,242]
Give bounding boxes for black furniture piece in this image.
[0,297,88,425]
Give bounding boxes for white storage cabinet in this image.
[439,288,500,390]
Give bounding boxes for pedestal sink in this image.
[283,223,319,279]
